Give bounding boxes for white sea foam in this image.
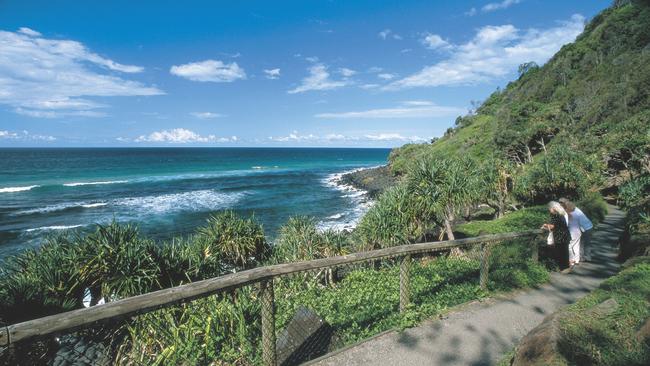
[318,166,379,232]
[0,185,40,193]
[114,189,245,214]
[63,180,128,187]
[81,202,108,208]
[15,201,108,215]
[26,225,84,232]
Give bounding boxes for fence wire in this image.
[1,234,544,366]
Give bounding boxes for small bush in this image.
[577,191,608,226]
[619,174,650,210]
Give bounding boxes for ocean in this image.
[0,148,389,258]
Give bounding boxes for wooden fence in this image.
[0,229,544,365]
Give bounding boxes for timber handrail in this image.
[0,229,543,346]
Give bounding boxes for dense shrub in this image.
[0,235,83,323]
[195,211,268,269]
[273,216,350,263]
[154,235,224,286]
[576,191,609,226]
[77,222,161,303]
[618,174,650,210]
[355,185,432,249]
[515,145,603,204]
[456,206,548,237]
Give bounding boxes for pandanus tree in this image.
[355,185,430,249]
[273,216,351,285]
[195,211,268,270]
[407,156,483,241]
[481,157,515,219]
[77,221,160,305]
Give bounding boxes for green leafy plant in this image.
[195,211,268,270]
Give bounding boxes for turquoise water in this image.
[0,148,389,258]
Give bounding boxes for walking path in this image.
[310,206,625,366]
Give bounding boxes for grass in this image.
[557,260,650,366]
[456,206,548,237]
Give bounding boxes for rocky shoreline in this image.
[340,165,396,199]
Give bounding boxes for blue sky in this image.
[0,0,610,147]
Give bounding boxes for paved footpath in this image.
[310,206,625,366]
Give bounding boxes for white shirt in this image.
[572,207,593,232]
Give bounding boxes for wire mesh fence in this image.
[0,231,544,366]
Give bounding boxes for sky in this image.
[0,0,611,147]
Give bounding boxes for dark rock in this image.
[587,298,619,318]
[513,298,620,365]
[512,312,568,366]
[340,165,396,198]
[276,306,334,366]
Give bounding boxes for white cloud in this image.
[0,28,161,118]
[377,73,397,80]
[364,133,427,142]
[465,7,478,16]
[338,67,356,77]
[315,101,464,119]
[134,128,237,144]
[288,64,349,94]
[360,84,380,90]
[264,68,281,79]
[0,129,55,141]
[482,0,521,13]
[0,130,18,138]
[17,27,41,37]
[402,100,434,106]
[268,131,319,142]
[422,34,451,50]
[190,112,224,119]
[378,29,402,40]
[170,60,246,82]
[267,131,427,144]
[388,14,585,89]
[367,66,383,73]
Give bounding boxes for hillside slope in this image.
[389,0,650,202]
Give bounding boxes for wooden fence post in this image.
[480,243,491,290]
[400,254,411,312]
[260,279,276,366]
[531,235,539,263]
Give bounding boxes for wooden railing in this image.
[0,229,543,365]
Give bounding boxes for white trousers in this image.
[569,229,581,263]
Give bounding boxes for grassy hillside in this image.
[389,1,650,202]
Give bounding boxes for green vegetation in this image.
[387,1,649,207]
[3,1,649,365]
[558,261,650,366]
[113,237,547,365]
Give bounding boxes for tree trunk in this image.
[444,218,455,241]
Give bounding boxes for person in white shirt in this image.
[560,198,594,262]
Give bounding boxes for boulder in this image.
[511,312,567,366]
[512,299,620,365]
[276,306,333,366]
